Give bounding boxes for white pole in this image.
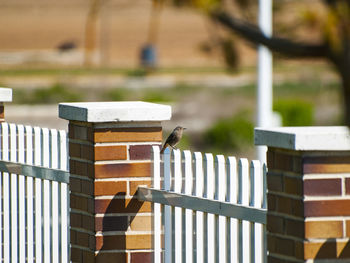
[257,0,273,163]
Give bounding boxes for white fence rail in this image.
[0,122,69,263]
[138,146,267,263]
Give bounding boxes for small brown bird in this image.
[160,126,186,154]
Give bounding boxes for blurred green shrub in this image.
[273,99,314,126]
[14,83,81,104]
[104,88,130,101]
[203,111,254,152]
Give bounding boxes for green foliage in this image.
[273,99,314,126]
[104,88,130,101]
[13,83,82,104]
[142,90,173,103]
[203,111,254,152]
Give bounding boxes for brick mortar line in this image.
[268,190,303,200]
[268,252,304,263]
[69,139,94,146]
[268,211,304,221]
[71,191,94,199]
[70,173,94,181]
[267,170,302,178]
[306,216,350,221]
[303,174,350,179]
[95,177,151,182]
[70,208,94,217]
[96,231,153,236]
[95,212,152,217]
[268,232,305,242]
[70,157,94,164]
[305,237,350,243]
[71,227,95,235]
[94,142,161,146]
[95,160,151,165]
[94,195,142,199]
[95,249,155,254]
[304,195,350,201]
[71,244,94,252]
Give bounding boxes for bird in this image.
[160,126,186,154]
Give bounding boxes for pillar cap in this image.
[255,126,350,151]
[59,101,172,123]
[0,88,12,102]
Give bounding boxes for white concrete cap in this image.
[255,126,350,151]
[0,88,12,102]
[59,101,172,123]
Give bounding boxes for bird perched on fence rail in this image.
[160,126,186,154]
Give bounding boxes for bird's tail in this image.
[160,143,168,154]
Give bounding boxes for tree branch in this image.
[211,11,328,58]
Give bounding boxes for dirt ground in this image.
[0,0,259,67]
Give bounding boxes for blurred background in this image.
[0,0,343,159]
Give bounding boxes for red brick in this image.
[267,173,283,192]
[304,240,350,259]
[95,216,128,231]
[69,123,93,141]
[95,198,151,214]
[303,156,350,174]
[284,176,302,196]
[95,181,127,196]
[304,179,341,196]
[96,234,152,250]
[305,200,350,217]
[345,178,350,195]
[95,145,127,161]
[130,252,152,263]
[96,252,127,263]
[267,149,302,173]
[305,220,343,239]
[94,127,162,143]
[129,180,151,195]
[95,162,151,179]
[129,144,159,160]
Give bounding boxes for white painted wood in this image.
[152,146,162,263]
[34,126,42,263]
[25,125,34,263]
[2,123,10,262]
[183,150,193,263]
[10,123,18,263]
[193,152,204,263]
[42,128,51,263]
[239,158,251,263]
[215,155,226,263]
[18,125,26,263]
[204,153,215,263]
[59,130,69,262]
[50,129,59,263]
[163,147,172,263]
[173,149,182,263]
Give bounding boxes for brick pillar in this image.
[59,102,171,263]
[255,126,350,263]
[0,88,12,122]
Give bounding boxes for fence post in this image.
[255,126,350,263]
[59,101,171,263]
[0,88,12,122]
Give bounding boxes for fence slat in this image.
[193,152,203,263]
[18,125,26,263]
[164,147,172,263]
[239,158,251,263]
[215,155,226,263]
[2,123,10,262]
[25,125,34,263]
[173,149,182,263]
[183,150,193,263]
[50,129,59,263]
[204,153,215,263]
[34,126,42,262]
[10,123,18,263]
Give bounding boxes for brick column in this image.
[255,126,350,263]
[0,88,12,122]
[59,102,171,263]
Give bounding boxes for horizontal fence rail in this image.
[0,122,69,263]
[141,146,267,263]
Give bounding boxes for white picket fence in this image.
[138,146,267,263]
[0,122,69,262]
